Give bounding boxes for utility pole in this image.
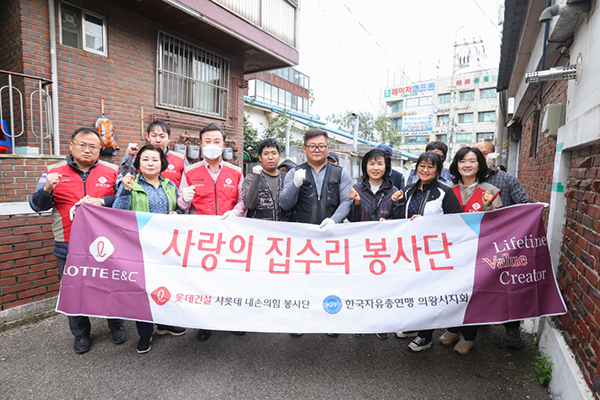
[448,28,483,158]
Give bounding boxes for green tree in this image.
[243,114,260,162]
[326,110,400,146]
[260,110,303,149]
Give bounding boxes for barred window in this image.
[157,32,230,119]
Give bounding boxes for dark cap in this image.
[327,151,340,163]
[376,144,393,156]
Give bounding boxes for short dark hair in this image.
[449,146,488,184]
[258,138,281,155]
[71,127,101,142]
[303,128,328,145]
[147,121,171,136]
[200,123,226,141]
[425,140,448,156]
[361,149,391,180]
[134,145,169,172]
[416,152,443,176]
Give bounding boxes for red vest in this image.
[452,185,496,213]
[184,162,241,215]
[161,151,185,188]
[47,160,117,242]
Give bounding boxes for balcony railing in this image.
[213,0,298,47]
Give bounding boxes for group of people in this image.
[30,121,531,355]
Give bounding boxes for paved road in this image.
[1,315,549,399]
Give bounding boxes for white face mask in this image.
[202,145,222,160]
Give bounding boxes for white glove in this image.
[69,195,91,221]
[486,152,500,169]
[293,169,306,188]
[537,202,550,209]
[319,218,335,229]
[181,186,196,203]
[252,165,263,175]
[221,210,235,220]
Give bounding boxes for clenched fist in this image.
[122,173,135,191]
[293,169,306,188]
[43,172,62,194]
[349,187,361,205]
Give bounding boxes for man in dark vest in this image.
[243,138,288,221]
[280,129,352,227]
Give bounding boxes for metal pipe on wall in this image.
[48,0,60,156]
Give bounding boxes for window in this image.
[478,111,496,123]
[406,135,428,145]
[477,133,493,142]
[455,133,473,143]
[419,96,432,106]
[391,117,402,130]
[460,90,475,101]
[60,3,107,56]
[248,79,256,97]
[437,134,448,142]
[437,115,449,126]
[406,98,419,107]
[480,88,497,99]
[390,101,403,114]
[157,32,230,119]
[458,113,473,123]
[439,93,451,104]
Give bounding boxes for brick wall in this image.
[557,144,600,396]
[0,155,62,202]
[7,0,245,164]
[0,212,59,311]
[517,80,567,227]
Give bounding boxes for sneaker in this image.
[505,327,522,349]
[73,335,91,354]
[290,333,303,338]
[395,331,418,339]
[156,325,186,336]
[231,331,246,336]
[137,336,152,354]
[454,337,475,354]
[111,326,128,344]
[376,333,389,340]
[439,331,461,346]
[197,329,212,342]
[326,333,339,337]
[352,334,364,338]
[408,336,432,352]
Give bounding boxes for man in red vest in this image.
[177,122,246,342]
[119,121,188,188]
[29,127,126,354]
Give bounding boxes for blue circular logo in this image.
[323,295,343,314]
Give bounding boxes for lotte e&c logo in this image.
[89,237,115,262]
[151,286,171,306]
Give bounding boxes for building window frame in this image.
[478,111,497,123]
[156,31,230,119]
[439,93,451,104]
[458,113,473,124]
[460,90,475,102]
[455,133,473,143]
[59,1,108,56]
[480,88,497,99]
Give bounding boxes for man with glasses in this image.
[119,121,188,188]
[280,129,352,227]
[29,127,126,354]
[243,138,288,221]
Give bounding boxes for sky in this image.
[295,0,503,120]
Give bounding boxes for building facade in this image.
[383,68,498,157]
[0,0,299,319]
[497,0,599,398]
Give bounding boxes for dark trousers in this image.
[57,257,124,336]
[448,325,479,341]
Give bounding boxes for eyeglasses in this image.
[72,142,99,151]
[261,151,279,158]
[417,164,436,170]
[305,144,329,151]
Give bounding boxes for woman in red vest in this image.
[438,146,503,355]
